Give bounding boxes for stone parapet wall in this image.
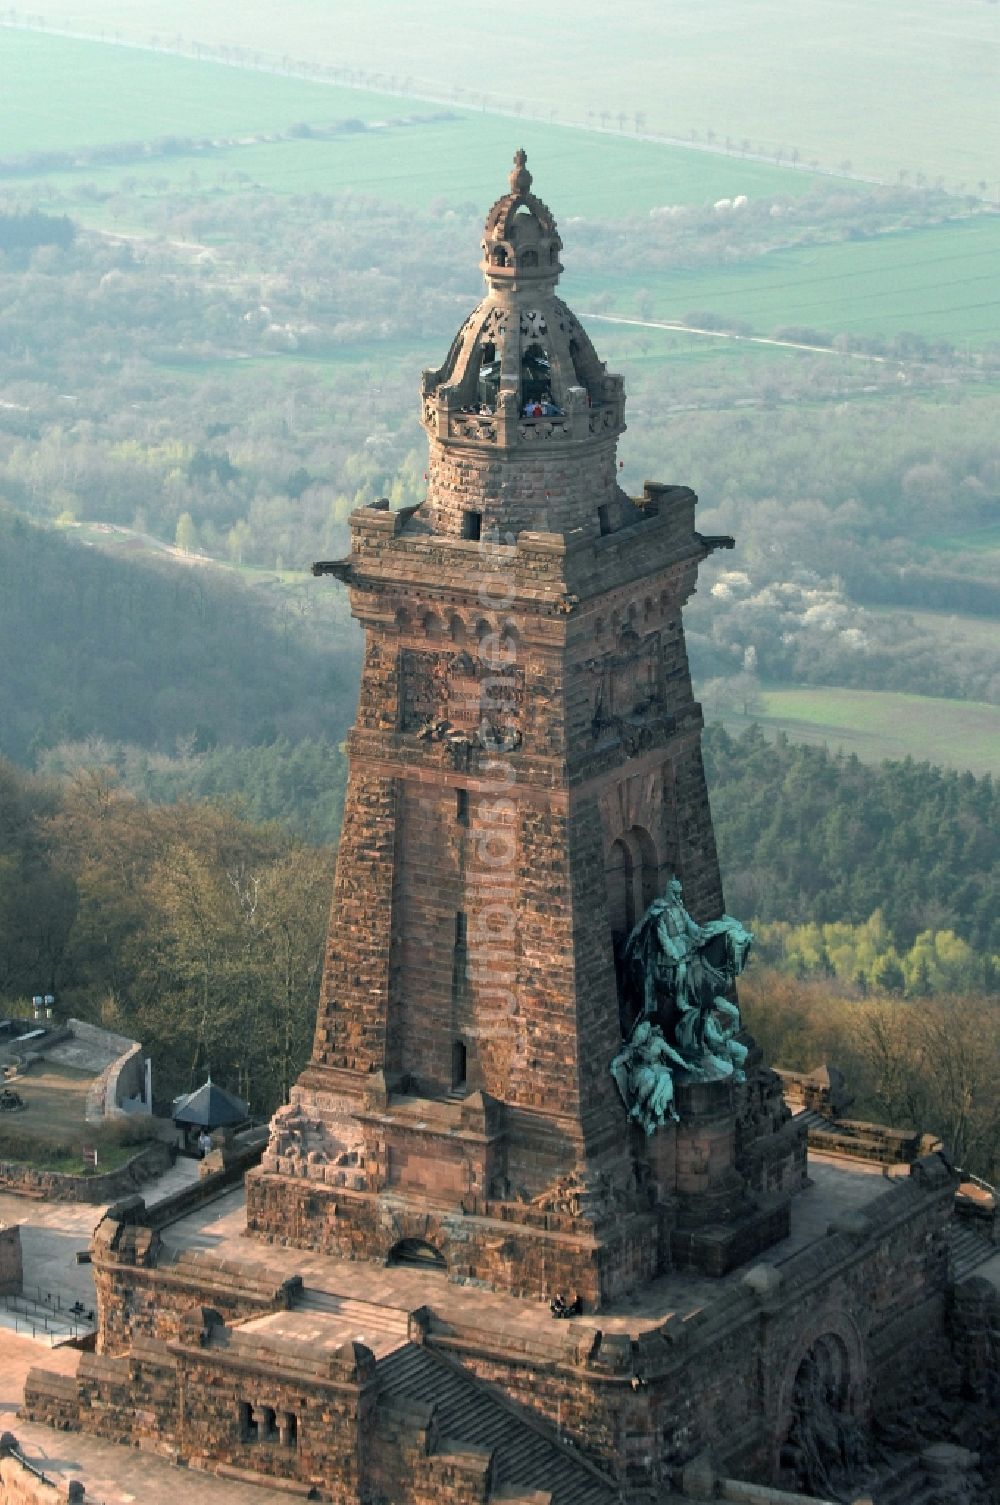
[245,1167,664,1308]
[419,1157,958,1491]
[93,1249,300,1356]
[803,1120,925,1165]
[0,1447,84,1504]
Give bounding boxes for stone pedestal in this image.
[669,1080,790,1276]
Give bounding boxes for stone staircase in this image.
[948,1220,995,1282]
[297,1286,411,1355]
[376,1341,619,1505]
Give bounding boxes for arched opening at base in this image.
[778,1334,865,1497]
[388,1238,447,1272]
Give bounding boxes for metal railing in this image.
[1,1287,94,1341]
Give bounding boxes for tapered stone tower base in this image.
[247,152,805,1304]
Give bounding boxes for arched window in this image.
[422,610,443,639]
[520,342,551,406]
[492,246,508,267]
[606,837,635,938]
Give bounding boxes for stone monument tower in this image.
[246,152,803,1304]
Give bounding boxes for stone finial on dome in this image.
[509,148,532,197]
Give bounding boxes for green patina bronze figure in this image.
[610,878,754,1133]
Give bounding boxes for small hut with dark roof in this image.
[172,1076,249,1133]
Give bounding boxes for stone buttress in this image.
[246,153,803,1304]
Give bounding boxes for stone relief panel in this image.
[400,646,524,748]
[586,626,664,744]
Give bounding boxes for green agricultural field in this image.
[0,31,812,218]
[5,30,997,351]
[0,29,415,154]
[564,215,1000,348]
[724,686,1000,776]
[17,0,1000,187]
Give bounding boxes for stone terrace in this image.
[157,1153,898,1352]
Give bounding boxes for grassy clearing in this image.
[15,0,1000,186]
[0,1063,163,1170]
[921,522,1000,570]
[0,1064,92,1144]
[565,215,1000,347]
[723,686,1000,775]
[869,606,1000,656]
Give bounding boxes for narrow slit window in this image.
[456,788,469,825]
[452,1039,468,1089]
[597,504,611,536]
[455,911,468,947]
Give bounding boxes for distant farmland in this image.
[566,215,1000,349]
[724,687,1000,777]
[4,30,998,352]
[0,29,816,217]
[15,0,1000,188]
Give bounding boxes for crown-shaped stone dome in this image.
[479,147,564,291]
[417,152,631,537]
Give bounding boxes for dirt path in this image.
[583,311,899,363]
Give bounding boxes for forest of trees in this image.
[741,971,1000,1183]
[704,726,998,954]
[0,506,359,766]
[0,758,333,1116]
[1,749,995,1176]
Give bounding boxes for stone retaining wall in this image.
[84,1044,145,1124]
[0,1141,170,1204]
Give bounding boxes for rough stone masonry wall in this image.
[24,1315,378,1505]
[949,1276,1000,1414]
[424,432,622,540]
[311,770,399,1077]
[177,1347,374,1502]
[92,1248,300,1355]
[426,1163,958,1493]
[0,1141,170,1205]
